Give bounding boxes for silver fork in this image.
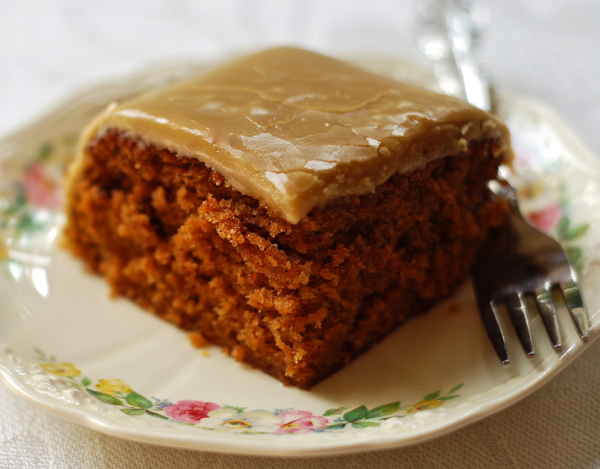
[471,180,588,364]
[415,0,589,364]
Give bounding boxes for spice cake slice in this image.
[64,47,510,389]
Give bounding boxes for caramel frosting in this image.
[71,47,510,223]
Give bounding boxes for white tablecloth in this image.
[2,1,600,467]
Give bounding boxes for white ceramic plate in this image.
[1,57,599,457]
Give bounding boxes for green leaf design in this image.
[86,389,123,406]
[557,216,570,239]
[566,246,582,266]
[80,377,91,387]
[448,383,464,394]
[15,212,39,234]
[323,407,347,417]
[365,402,400,419]
[423,390,441,401]
[438,395,460,401]
[14,193,26,210]
[37,143,52,162]
[221,405,247,413]
[121,408,145,416]
[126,392,153,409]
[352,421,380,428]
[145,410,169,420]
[325,423,347,430]
[563,224,589,241]
[343,405,368,422]
[379,415,405,420]
[33,348,45,359]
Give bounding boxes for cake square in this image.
[64,47,510,389]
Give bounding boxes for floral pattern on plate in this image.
[0,136,75,264]
[33,348,464,434]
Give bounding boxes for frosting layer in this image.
[75,47,510,223]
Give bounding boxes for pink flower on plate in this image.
[18,162,62,209]
[525,202,561,233]
[276,410,329,434]
[164,400,220,424]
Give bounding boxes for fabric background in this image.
[1,1,600,467]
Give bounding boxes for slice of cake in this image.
[64,47,510,389]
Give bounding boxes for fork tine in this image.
[504,294,535,358]
[560,281,589,342]
[477,299,510,365]
[535,288,562,352]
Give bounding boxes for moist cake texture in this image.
[64,47,510,389]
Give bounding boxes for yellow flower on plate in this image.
[41,362,81,377]
[0,236,8,261]
[95,379,132,395]
[406,399,444,414]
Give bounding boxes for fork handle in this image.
[414,0,493,112]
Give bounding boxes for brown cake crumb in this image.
[188,331,208,348]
